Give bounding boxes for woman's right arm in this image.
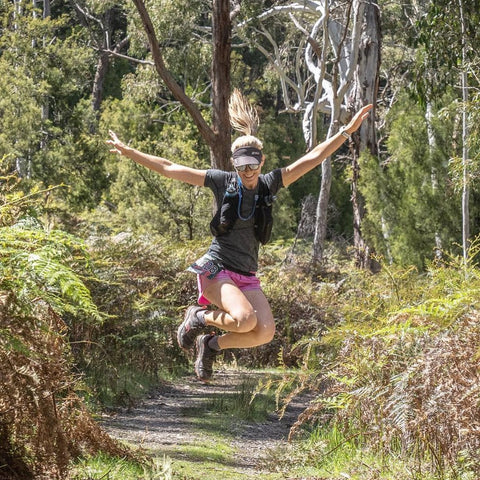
[107,130,207,187]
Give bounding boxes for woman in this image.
[108,91,372,382]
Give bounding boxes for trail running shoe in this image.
[177,305,207,351]
[194,334,219,382]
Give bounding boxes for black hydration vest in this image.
[209,176,275,245]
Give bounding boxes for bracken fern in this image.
[273,251,480,477]
[1,159,128,479]
[0,224,102,321]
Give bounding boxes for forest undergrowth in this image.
[265,245,480,479]
[0,161,132,479]
[2,160,480,479]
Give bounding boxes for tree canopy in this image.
[0,0,476,266]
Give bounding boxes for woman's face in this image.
[236,156,265,189]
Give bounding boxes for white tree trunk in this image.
[459,0,469,263]
[426,102,443,260]
[312,0,366,265]
[347,0,379,269]
[239,0,377,265]
[461,69,469,262]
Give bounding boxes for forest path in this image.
[102,368,319,479]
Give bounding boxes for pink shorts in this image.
[197,269,261,305]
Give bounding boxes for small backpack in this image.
[209,176,275,245]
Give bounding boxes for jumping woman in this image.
[108,91,372,382]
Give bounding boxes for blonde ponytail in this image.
[229,89,263,153]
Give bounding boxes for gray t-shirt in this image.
[204,168,284,273]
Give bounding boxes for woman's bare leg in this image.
[202,279,275,349]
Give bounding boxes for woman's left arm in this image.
[281,104,373,188]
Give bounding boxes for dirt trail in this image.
[102,368,313,478]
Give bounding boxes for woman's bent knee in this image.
[251,321,275,346]
[261,323,275,344]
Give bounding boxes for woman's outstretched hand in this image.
[106,130,128,156]
[345,104,373,134]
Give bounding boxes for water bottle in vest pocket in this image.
[210,181,239,236]
[254,194,275,245]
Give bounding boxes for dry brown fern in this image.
[286,312,480,474]
[0,297,131,480]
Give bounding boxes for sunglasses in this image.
[235,164,261,172]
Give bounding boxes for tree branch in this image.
[102,49,153,66]
[131,0,216,147]
[238,2,321,26]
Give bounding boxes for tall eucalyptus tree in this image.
[236,0,380,266]
[349,1,381,268]
[130,0,232,170]
[71,1,129,115]
[415,0,480,261]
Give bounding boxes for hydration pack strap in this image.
[209,175,275,244]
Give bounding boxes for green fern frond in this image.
[321,392,353,411]
[22,252,101,320]
[398,289,480,326]
[0,220,102,321]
